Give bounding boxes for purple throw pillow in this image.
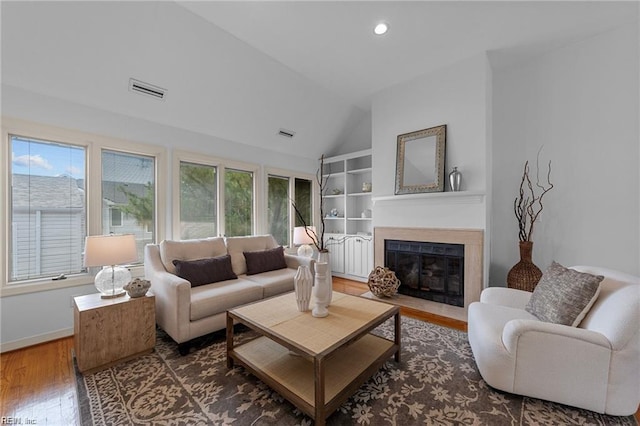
[244,246,287,275]
[172,255,237,287]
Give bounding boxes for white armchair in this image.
[468,266,640,416]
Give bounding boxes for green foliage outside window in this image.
[119,182,154,230]
[268,176,289,245]
[294,178,312,227]
[225,169,253,237]
[179,162,216,239]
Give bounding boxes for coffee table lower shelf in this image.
[230,333,396,422]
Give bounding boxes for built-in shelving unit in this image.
[322,149,373,282]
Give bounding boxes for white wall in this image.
[491,22,640,282]
[370,53,491,285]
[372,54,490,198]
[0,86,317,351]
[372,55,490,229]
[0,1,359,161]
[330,111,372,157]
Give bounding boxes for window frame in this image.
[172,150,260,239]
[223,167,256,238]
[264,167,318,248]
[1,117,166,297]
[176,159,219,240]
[110,207,123,228]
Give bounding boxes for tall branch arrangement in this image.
[514,155,554,242]
[292,154,329,252]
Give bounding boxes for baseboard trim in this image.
[1,328,74,353]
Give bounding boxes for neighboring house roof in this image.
[101,181,148,204]
[12,174,150,209]
[102,151,154,185]
[12,174,84,209]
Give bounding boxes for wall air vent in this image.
[277,128,296,139]
[128,78,167,100]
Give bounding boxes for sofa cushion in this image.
[159,237,227,275]
[225,235,278,275]
[172,255,237,287]
[244,246,287,275]
[525,261,604,326]
[189,278,263,321]
[242,267,296,297]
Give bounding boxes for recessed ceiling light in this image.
[373,22,389,36]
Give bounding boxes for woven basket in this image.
[507,241,542,292]
[367,266,401,298]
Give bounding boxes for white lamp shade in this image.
[293,226,317,245]
[84,234,138,267]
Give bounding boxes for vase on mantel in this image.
[317,250,332,307]
[507,241,543,292]
[449,166,462,192]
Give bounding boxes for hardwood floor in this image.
[1,335,78,425]
[332,277,468,331]
[1,277,638,424]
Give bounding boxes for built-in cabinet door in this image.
[344,236,373,278]
[324,235,345,274]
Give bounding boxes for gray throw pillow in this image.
[172,254,237,287]
[244,246,287,275]
[525,261,604,326]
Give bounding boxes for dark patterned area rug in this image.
[75,317,636,425]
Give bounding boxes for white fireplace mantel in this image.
[372,190,485,205]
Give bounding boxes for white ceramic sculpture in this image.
[312,262,330,318]
[294,265,313,312]
[317,251,332,307]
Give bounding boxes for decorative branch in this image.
[316,154,328,250]
[292,154,329,252]
[513,150,553,242]
[292,202,321,252]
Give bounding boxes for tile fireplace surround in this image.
[374,227,484,322]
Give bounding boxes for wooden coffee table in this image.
[226,291,400,426]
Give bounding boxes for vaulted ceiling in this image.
[1,1,636,160]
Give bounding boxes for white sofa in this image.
[144,235,313,353]
[468,265,640,416]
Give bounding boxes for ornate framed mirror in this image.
[395,124,446,194]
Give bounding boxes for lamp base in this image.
[95,266,131,299]
[101,290,126,299]
[297,244,314,258]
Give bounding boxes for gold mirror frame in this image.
[395,124,446,194]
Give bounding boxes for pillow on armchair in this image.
[525,261,604,326]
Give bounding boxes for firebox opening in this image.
[385,239,464,307]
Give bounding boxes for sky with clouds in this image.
[11,136,85,179]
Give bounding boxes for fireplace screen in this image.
[385,240,464,307]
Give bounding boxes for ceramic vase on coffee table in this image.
[294,265,313,312]
[317,250,332,307]
[312,262,330,318]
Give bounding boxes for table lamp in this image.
[293,226,317,258]
[84,234,138,298]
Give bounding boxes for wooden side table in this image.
[74,292,156,373]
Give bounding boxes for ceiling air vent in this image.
[277,128,296,139]
[128,78,167,100]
